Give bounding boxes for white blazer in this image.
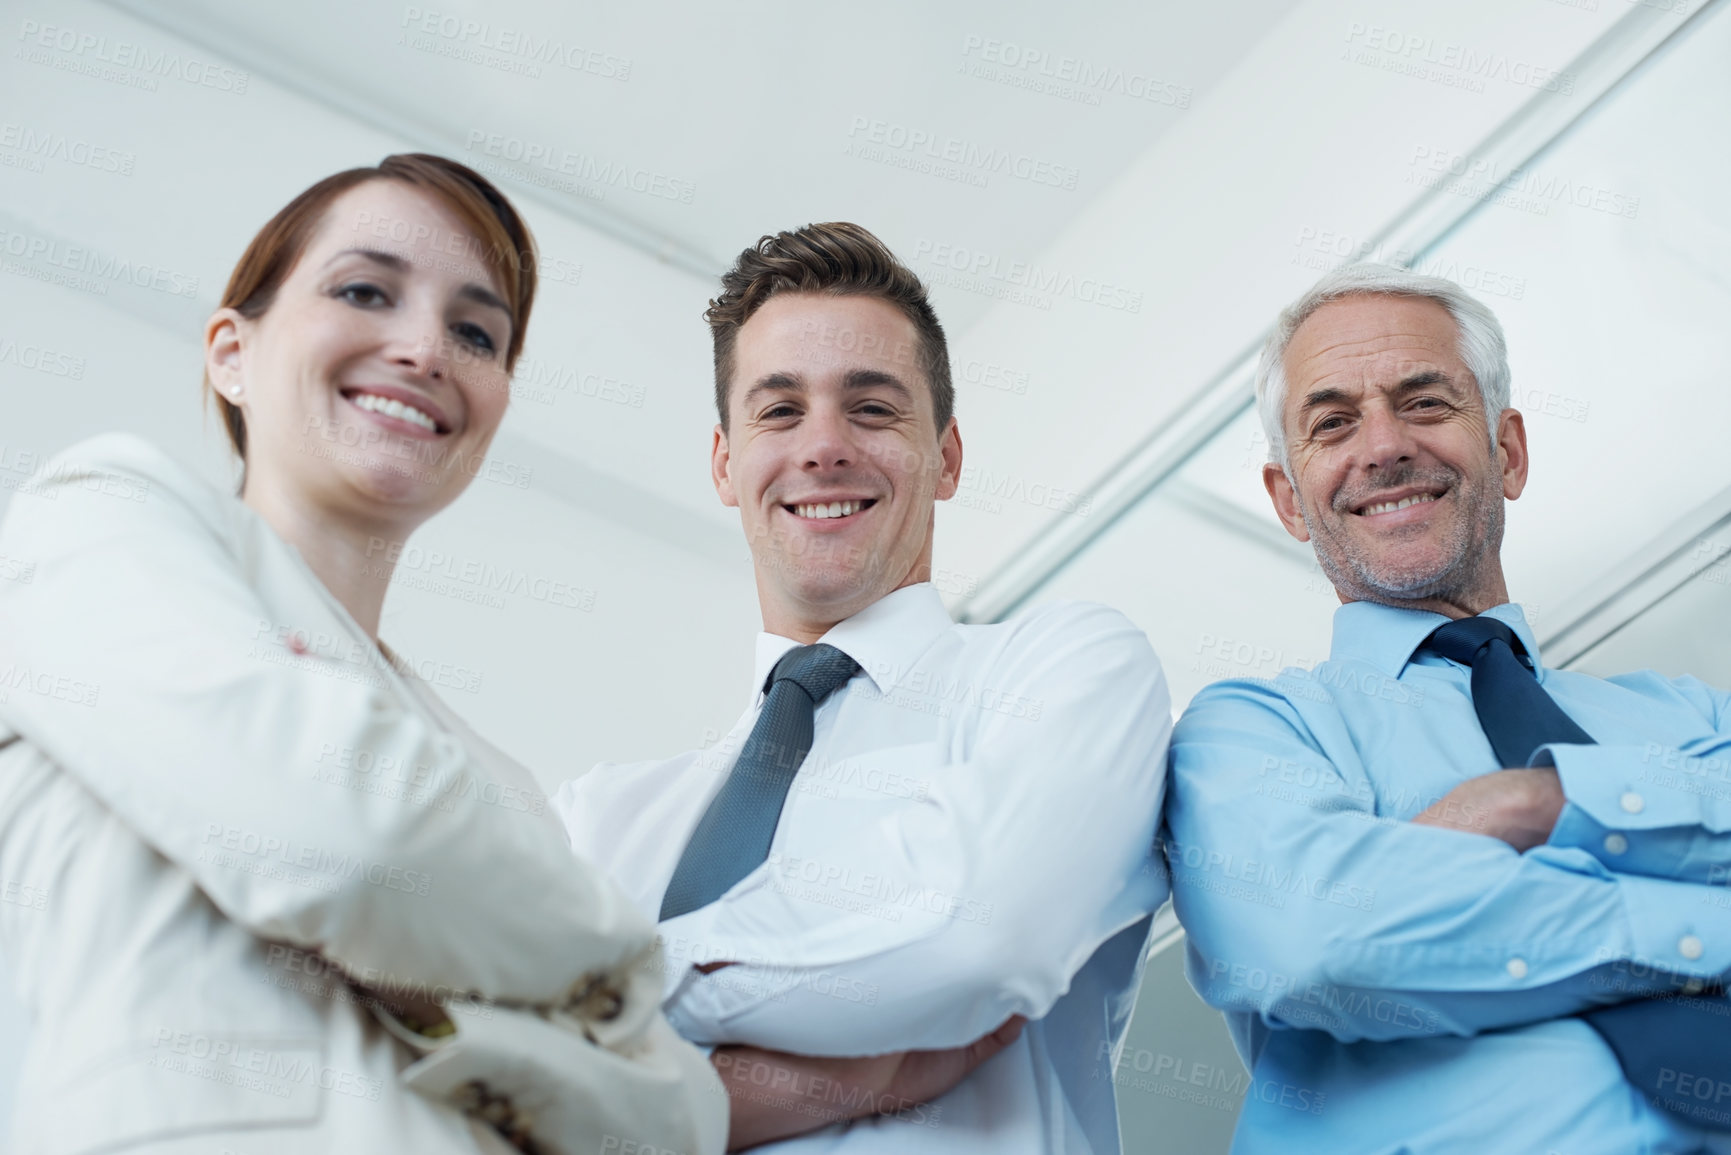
[0,435,725,1154]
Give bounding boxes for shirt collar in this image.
[749,582,954,706]
[1328,599,1541,677]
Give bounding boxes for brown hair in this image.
[704,222,953,434]
[206,153,538,459]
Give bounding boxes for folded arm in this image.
[1412,673,1731,881]
[1167,679,1730,1045]
[666,603,1172,1055]
[1536,674,1731,882]
[0,439,650,1003]
[714,1017,1025,1151]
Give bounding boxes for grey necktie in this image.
[658,643,860,922]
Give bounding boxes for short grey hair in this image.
[1255,262,1511,469]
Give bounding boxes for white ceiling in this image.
[13,0,1711,642]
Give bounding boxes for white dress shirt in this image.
[555,583,1172,1154]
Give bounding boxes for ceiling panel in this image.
[1033,0,1731,709]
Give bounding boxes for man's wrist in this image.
[711,1046,873,1117]
[1516,768,1566,848]
[712,1045,883,1150]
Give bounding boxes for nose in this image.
[1357,400,1417,472]
[387,301,448,381]
[798,402,857,471]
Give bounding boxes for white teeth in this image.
[793,500,863,520]
[1362,494,1438,516]
[351,392,438,432]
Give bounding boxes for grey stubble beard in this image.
[1298,463,1505,608]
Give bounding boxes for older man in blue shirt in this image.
[1166,262,1731,1153]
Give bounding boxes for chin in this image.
[1352,551,1468,599]
[341,456,451,512]
[786,568,885,611]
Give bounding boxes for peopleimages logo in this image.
[0,227,199,298]
[911,239,1143,314]
[958,35,1193,109]
[464,130,696,204]
[14,19,249,93]
[0,123,135,175]
[399,7,632,79]
[1406,145,1640,220]
[0,335,86,379]
[1342,22,1576,95]
[845,116,1080,190]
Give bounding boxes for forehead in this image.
[1283,294,1465,402]
[735,293,924,381]
[301,181,505,296]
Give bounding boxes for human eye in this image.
[854,398,900,421]
[452,321,498,355]
[335,281,390,308]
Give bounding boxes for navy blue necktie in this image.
[1424,616,1730,1132]
[658,643,859,922]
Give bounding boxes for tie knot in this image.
[1423,615,1526,668]
[768,643,860,704]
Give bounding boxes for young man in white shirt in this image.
[556,222,1172,1153]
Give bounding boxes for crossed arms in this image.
[1165,676,1731,1045]
[664,602,1173,1058]
[0,439,724,1151]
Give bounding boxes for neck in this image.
[760,589,862,644]
[243,483,416,640]
[763,616,833,646]
[759,567,933,644]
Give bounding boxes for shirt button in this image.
[1602,834,1629,856]
[1506,958,1529,980]
[1619,792,1645,815]
[1679,935,1704,961]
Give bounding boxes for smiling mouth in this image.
[1358,494,1438,516]
[341,388,449,435]
[786,499,877,520]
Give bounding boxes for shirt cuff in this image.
[1542,743,1709,845]
[665,963,809,1048]
[1615,871,1730,980]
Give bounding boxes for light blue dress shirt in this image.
[1166,600,1731,1154]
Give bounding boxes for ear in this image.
[1264,461,1311,542]
[933,418,963,501]
[205,307,247,398]
[1496,408,1528,501]
[711,424,738,508]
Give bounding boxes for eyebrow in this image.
[324,247,511,315]
[1298,385,1352,414]
[742,372,803,410]
[1298,369,1458,414]
[1393,369,1454,393]
[741,369,916,410]
[843,368,914,401]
